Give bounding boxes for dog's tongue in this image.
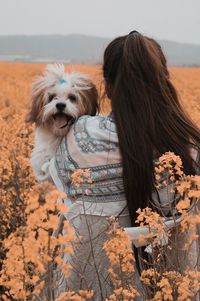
[54,114,68,128]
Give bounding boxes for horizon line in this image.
[0,33,200,47]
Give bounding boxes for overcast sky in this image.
[0,0,200,44]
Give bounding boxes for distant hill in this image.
[0,34,199,66]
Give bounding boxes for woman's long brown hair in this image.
[103,32,200,270]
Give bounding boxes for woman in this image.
[47,31,200,300]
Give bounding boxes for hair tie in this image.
[128,30,139,35]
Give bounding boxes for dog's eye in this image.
[49,94,56,102]
[68,94,77,102]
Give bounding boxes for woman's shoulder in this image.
[74,112,116,131]
[73,114,107,129]
[69,112,118,145]
[62,112,120,167]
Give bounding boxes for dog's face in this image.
[26,64,98,136]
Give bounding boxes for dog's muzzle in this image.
[53,109,74,129]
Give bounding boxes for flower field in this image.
[0,62,200,301]
[0,63,200,121]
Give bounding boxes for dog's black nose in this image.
[56,103,66,111]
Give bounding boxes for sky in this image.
[0,0,200,44]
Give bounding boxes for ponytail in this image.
[103,32,200,227]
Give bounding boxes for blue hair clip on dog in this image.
[59,79,68,84]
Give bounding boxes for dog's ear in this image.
[25,76,47,125]
[72,74,99,115]
[80,79,99,116]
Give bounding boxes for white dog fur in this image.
[26,64,98,181]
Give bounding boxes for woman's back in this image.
[48,113,199,300]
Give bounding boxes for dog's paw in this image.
[35,162,50,181]
[41,161,50,174]
[37,172,50,182]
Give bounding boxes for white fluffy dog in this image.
[26,64,98,181]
